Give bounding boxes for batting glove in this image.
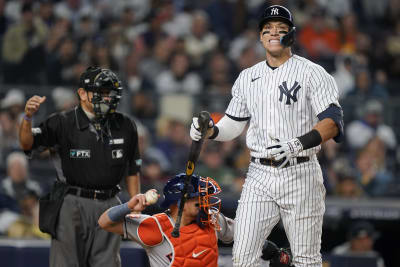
[267,138,303,169]
[261,240,293,267]
[190,117,214,141]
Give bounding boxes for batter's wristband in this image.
[208,126,219,139]
[23,114,32,122]
[297,129,322,150]
[108,202,131,222]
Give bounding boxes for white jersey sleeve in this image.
[225,71,251,119]
[308,64,341,115]
[216,214,234,244]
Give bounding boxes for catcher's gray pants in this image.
[50,194,121,267]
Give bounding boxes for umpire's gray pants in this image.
[50,194,121,267]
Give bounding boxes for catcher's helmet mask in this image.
[259,5,296,47]
[161,173,222,229]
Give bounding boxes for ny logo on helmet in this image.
[271,8,279,15]
[278,81,301,105]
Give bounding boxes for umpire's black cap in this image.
[259,5,294,31]
[79,66,102,90]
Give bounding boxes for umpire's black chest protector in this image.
[32,105,141,190]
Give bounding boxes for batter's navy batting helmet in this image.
[258,5,296,47]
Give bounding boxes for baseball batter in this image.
[190,5,344,267]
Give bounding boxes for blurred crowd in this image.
[0,0,400,242]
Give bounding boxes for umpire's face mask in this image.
[91,89,115,119]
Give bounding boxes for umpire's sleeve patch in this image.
[137,217,163,247]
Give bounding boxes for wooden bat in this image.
[171,111,211,238]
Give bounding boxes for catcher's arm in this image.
[171,111,210,238]
[98,193,148,235]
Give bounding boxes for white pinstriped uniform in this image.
[227,55,340,267]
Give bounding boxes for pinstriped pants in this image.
[232,158,325,267]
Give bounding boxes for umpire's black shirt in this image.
[31,105,141,190]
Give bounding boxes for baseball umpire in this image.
[19,66,142,267]
[99,173,294,267]
[190,5,344,267]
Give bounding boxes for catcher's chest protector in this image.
[154,213,218,267]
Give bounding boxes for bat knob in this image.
[171,229,180,238]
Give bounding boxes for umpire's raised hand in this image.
[24,95,46,118]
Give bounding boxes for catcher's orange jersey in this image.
[154,213,218,267]
[123,212,234,267]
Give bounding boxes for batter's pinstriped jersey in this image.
[225,54,340,158]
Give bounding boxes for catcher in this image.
[98,173,293,267]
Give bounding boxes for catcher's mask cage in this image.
[79,67,123,123]
[161,173,222,229]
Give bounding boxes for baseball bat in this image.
[171,111,211,238]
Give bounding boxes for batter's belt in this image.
[251,156,309,168]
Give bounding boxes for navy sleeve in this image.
[317,104,344,143]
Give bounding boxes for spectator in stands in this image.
[203,52,232,112]
[137,122,170,174]
[184,10,218,68]
[45,36,79,85]
[385,19,400,80]
[140,157,168,195]
[38,0,55,27]
[347,69,389,101]
[332,159,365,199]
[138,36,176,90]
[196,142,235,187]
[0,0,9,38]
[354,138,394,197]
[51,87,78,112]
[298,7,340,62]
[346,99,396,151]
[338,13,359,54]
[155,51,203,94]
[2,2,48,84]
[332,221,385,267]
[0,152,42,201]
[6,190,49,239]
[0,89,25,162]
[155,118,191,173]
[332,54,355,99]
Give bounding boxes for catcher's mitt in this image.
[261,240,293,267]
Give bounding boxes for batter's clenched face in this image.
[260,21,290,56]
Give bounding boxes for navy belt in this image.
[67,186,120,200]
[251,156,309,168]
